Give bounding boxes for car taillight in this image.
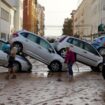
[12,33,18,37]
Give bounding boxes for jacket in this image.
[65,49,76,64]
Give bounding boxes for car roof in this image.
[66,35,88,43]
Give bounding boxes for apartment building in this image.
[6,0,23,31]
[23,0,38,33]
[72,0,105,40]
[0,0,15,41]
[37,4,45,36]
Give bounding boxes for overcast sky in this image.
[38,0,83,37]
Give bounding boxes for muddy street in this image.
[0,61,105,105]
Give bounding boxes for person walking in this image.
[6,47,17,79]
[64,47,76,80]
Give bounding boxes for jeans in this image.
[67,62,73,76]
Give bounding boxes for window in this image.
[72,39,84,48]
[39,38,54,52]
[1,8,9,22]
[27,33,37,43]
[83,42,99,56]
[67,38,73,44]
[1,33,6,41]
[72,39,79,46]
[21,32,28,38]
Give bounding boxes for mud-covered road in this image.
[0,60,105,105]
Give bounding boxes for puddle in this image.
[31,71,49,77]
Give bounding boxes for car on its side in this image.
[10,30,66,72]
[91,35,105,56]
[53,35,103,71]
[0,40,32,72]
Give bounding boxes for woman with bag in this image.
[64,47,76,80]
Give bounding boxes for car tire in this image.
[91,63,103,72]
[12,42,23,54]
[59,48,66,58]
[98,47,105,56]
[97,63,103,72]
[13,61,21,72]
[90,66,97,72]
[27,62,32,73]
[48,61,62,72]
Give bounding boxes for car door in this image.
[68,38,88,64]
[0,41,8,66]
[20,32,42,60]
[0,50,8,66]
[36,37,55,64]
[82,42,101,66]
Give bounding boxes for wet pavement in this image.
[0,60,105,105]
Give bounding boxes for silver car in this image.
[0,40,32,72]
[53,35,103,71]
[11,30,66,72]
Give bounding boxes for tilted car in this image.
[91,35,105,56]
[53,35,103,71]
[10,30,66,72]
[0,40,32,72]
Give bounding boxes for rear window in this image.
[59,36,67,42]
[20,32,28,38]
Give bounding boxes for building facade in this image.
[23,0,38,33]
[72,0,105,40]
[5,0,23,32]
[37,4,45,36]
[0,0,15,41]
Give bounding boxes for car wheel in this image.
[27,62,32,73]
[48,61,62,72]
[59,48,66,58]
[13,61,21,72]
[90,66,96,71]
[98,47,105,56]
[91,63,103,72]
[12,42,23,53]
[97,63,103,72]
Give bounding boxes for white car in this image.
[53,35,103,71]
[11,30,66,72]
[0,40,32,72]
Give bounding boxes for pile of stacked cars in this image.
[9,30,104,74]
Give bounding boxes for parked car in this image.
[53,35,103,71]
[0,40,32,72]
[91,36,105,56]
[10,30,66,72]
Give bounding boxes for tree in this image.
[62,18,73,35]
